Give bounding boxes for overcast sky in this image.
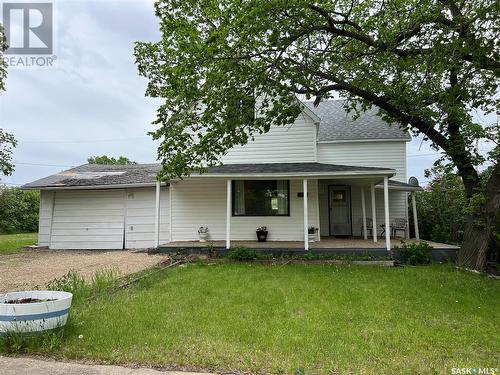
[0,0,492,187]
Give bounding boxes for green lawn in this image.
[0,233,37,254]
[54,263,499,374]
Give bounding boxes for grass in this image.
[47,263,500,374]
[0,233,37,254]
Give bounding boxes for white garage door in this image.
[50,190,126,250]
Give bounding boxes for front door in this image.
[329,186,352,236]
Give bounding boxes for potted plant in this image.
[308,226,318,242]
[198,226,209,242]
[256,226,268,242]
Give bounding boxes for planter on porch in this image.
[256,226,268,242]
[198,226,209,242]
[308,227,318,242]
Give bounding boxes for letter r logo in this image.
[2,3,53,54]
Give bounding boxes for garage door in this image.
[50,190,126,250]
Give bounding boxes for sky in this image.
[0,0,494,187]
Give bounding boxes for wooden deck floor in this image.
[161,237,459,250]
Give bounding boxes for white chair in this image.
[358,218,373,237]
[392,218,407,238]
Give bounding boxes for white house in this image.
[23,99,423,251]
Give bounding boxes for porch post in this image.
[383,176,391,251]
[303,179,309,250]
[316,179,321,241]
[360,186,367,240]
[169,182,173,242]
[226,179,232,249]
[154,181,161,248]
[412,192,420,240]
[370,184,377,242]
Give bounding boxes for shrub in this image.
[395,241,433,265]
[227,246,260,261]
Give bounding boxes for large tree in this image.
[135,0,499,270]
[0,25,17,177]
[87,155,137,165]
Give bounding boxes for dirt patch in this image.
[0,249,169,293]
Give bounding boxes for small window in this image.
[233,180,289,216]
[332,190,346,202]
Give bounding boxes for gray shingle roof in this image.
[22,164,161,189]
[304,100,411,141]
[23,162,395,189]
[205,163,393,175]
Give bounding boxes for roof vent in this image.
[408,176,419,186]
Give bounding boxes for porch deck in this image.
[160,237,459,250]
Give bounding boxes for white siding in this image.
[317,141,407,182]
[38,191,54,246]
[221,114,318,164]
[171,178,319,241]
[125,187,169,249]
[318,181,407,237]
[50,190,126,250]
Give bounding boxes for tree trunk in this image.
[458,161,500,272]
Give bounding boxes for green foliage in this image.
[0,25,15,176]
[394,241,433,265]
[0,187,39,234]
[135,0,498,179]
[0,330,63,354]
[227,246,260,261]
[46,269,121,305]
[87,155,137,165]
[413,166,496,244]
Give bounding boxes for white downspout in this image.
[361,186,367,240]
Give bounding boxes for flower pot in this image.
[0,291,73,334]
[199,232,209,242]
[308,233,317,242]
[256,230,268,242]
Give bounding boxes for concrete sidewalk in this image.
[0,356,213,375]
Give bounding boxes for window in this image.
[233,180,289,216]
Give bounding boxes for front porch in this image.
[158,237,460,261]
[161,237,458,250]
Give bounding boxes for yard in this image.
[51,263,499,374]
[0,233,37,255]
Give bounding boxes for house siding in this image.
[221,113,317,164]
[317,141,407,182]
[38,190,55,246]
[171,178,319,241]
[124,187,170,249]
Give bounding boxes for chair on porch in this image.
[392,218,407,238]
[358,217,373,237]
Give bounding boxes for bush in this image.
[0,187,39,234]
[227,246,260,261]
[395,241,433,265]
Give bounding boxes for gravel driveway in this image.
[0,249,169,293]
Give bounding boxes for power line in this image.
[18,136,151,144]
[14,162,76,168]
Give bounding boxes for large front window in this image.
[233,180,290,216]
